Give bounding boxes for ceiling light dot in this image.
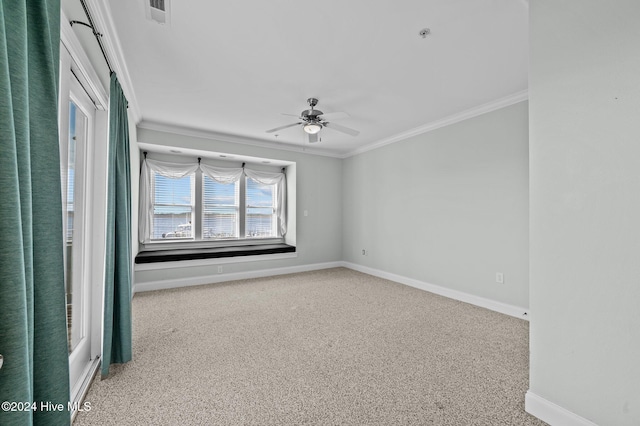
[419,28,431,38]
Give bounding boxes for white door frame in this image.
[62,71,94,395]
[60,11,110,407]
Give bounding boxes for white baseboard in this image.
[133,261,343,293]
[341,262,529,320]
[525,391,599,426]
[134,260,529,321]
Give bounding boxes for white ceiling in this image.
[102,0,528,157]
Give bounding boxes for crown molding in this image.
[140,91,529,160]
[137,120,344,159]
[138,91,529,160]
[85,0,142,123]
[71,3,528,159]
[342,90,529,158]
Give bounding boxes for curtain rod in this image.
[144,153,285,172]
[70,0,113,74]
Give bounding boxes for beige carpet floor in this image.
[74,267,547,425]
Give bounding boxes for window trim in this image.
[139,155,288,251]
[244,175,279,239]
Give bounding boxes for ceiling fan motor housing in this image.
[301,109,324,121]
[302,97,323,122]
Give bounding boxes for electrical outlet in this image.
[218,266,223,274]
[496,272,504,284]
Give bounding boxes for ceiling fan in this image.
[265,98,360,143]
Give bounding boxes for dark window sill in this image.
[135,243,296,264]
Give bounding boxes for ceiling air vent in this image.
[145,0,170,25]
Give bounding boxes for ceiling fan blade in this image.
[323,121,360,137]
[307,132,319,143]
[265,122,302,133]
[319,111,349,121]
[281,113,302,118]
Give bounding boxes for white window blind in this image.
[151,171,194,240]
[203,176,239,239]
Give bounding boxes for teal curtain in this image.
[0,1,70,425]
[102,73,132,377]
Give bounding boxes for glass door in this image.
[59,51,96,396]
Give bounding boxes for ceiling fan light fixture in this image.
[303,122,322,134]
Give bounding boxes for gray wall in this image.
[343,101,529,308]
[134,128,343,285]
[529,1,640,425]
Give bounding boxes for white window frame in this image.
[245,176,278,239]
[201,174,240,240]
[149,169,195,241]
[140,155,287,249]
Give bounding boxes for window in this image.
[246,177,277,238]
[151,172,194,240]
[203,176,239,239]
[139,157,287,245]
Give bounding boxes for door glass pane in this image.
[65,101,87,353]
